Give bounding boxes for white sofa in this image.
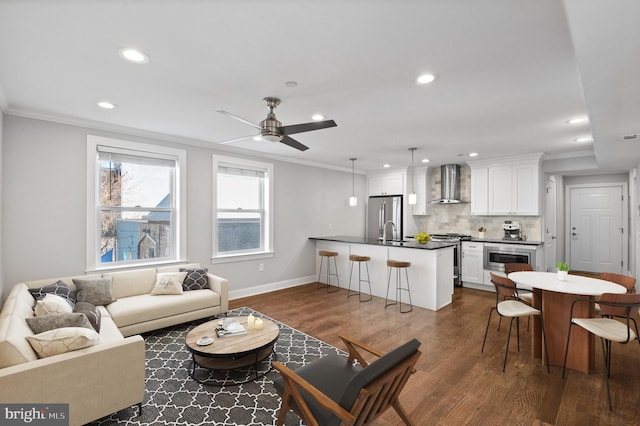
[0,263,229,426]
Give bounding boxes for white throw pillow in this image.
[151,272,187,295]
[34,294,74,316]
[26,327,102,358]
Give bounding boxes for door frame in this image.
[564,182,629,274]
[545,175,557,272]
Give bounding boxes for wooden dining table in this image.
[508,271,626,373]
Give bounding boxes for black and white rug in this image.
[88,307,344,426]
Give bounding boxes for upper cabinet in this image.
[368,172,404,196]
[468,154,542,216]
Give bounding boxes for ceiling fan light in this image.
[261,134,282,143]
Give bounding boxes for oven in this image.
[430,233,471,287]
[483,244,536,272]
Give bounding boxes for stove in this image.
[427,233,471,286]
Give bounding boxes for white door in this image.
[545,176,557,272]
[569,186,623,273]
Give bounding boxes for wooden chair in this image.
[273,334,421,426]
[599,272,636,292]
[503,263,534,305]
[482,273,549,372]
[562,293,640,410]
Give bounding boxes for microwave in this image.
[483,244,536,271]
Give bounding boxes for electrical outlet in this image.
[259,263,264,272]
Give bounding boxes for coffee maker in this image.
[502,221,522,240]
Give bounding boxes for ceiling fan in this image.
[214,97,337,151]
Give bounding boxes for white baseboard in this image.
[229,275,316,300]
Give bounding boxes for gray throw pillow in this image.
[26,312,93,334]
[180,268,209,291]
[74,302,102,332]
[28,280,76,310]
[72,277,116,306]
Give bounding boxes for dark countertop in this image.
[309,235,456,250]
[469,238,544,246]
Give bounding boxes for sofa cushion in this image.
[180,268,209,291]
[103,268,157,299]
[26,327,102,358]
[107,289,220,329]
[72,277,116,306]
[26,312,93,334]
[28,281,76,309]
[151,272,186,295]
[74,302,102,332]
[34,294,74,316]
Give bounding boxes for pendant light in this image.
[408,148,417,205]
[349,158,357,207]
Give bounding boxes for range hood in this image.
[430,164,462,204]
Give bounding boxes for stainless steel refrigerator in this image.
[367,195,403,241]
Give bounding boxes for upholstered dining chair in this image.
[482,273,549,372]
[503,263,535,329]
[594,272,637,316]
[273,334,421,426]
[562,293,640,410]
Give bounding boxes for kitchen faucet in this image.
[382,220,396,243]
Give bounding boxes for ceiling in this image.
[0,0,638,173]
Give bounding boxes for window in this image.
[212,155,273,261]
[86,136,186,270]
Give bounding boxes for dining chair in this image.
[504,263,535,329]
[562,292,640,410]
[273,334,421,426]
[482,272,549,372]
[599,272,636,292]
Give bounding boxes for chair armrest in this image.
[207,273,229,312]
[338,334,384,367]
[273,361,354,426]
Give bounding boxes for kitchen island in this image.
[310,236,455,311]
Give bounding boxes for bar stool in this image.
[317,250,340,293]
[347,254,372,302]
[385,259,413,313]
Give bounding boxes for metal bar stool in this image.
[385,259,413,313]
[347,254,372,302]
[317,250,340,293]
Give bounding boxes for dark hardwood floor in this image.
[230,283,640,425]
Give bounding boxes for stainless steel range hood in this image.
[430,164,462,204]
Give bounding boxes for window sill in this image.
[86,259,190,274]
[211,251,274,264]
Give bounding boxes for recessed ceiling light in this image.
[383,164,391,168]
[469,152,479,157]
[567,117,588,125]
[97,101,116,109]
[312,114,324,121]
[117,47,150,64]
[416,73,436,85]
[421,158,430,163]
[284,81,298,88]
[574,136,593,143]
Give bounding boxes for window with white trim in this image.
[212,155,273,261]
[86,136,186,270]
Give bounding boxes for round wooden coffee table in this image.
[185,315,280,386]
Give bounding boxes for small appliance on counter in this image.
[502,221,522,241]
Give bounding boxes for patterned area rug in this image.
[87,307,343,426]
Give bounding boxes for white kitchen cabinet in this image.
[368,173,404,196]
[411,167,431,215]
[469,154,542,216]
[461,241,484,284]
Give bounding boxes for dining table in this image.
[508,271,626,373]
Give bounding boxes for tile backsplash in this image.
[414,164,542,241]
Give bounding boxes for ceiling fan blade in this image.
[280,135,309,151]
[216,134,257,145]
[214,108,261,129]
[280,120,337,136]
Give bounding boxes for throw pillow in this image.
[72,277,116,306]
[180,268,209,291]
[73,302,102,332]
[151,272,187,295]
[26,327,102,358]
[34,294,74,316]
[28,281,76,309]
[26,313,93,334]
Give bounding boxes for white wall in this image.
[1,115,366,299]
[0,110,4,300]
